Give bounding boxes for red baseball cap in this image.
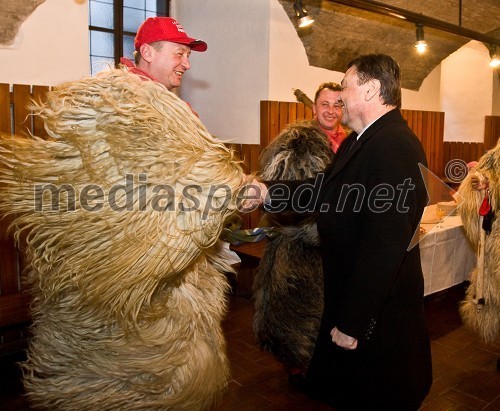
[134,17,207,52]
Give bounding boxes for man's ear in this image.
[139,43,154,63]
[365,78,381,102]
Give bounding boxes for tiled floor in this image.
[217,284,500,411]
[1,283,499,410]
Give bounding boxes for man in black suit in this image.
[307,54,432,410]
[246,54,432,410]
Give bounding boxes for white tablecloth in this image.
[419,206,476,296]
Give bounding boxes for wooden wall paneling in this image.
[269,101,280,145]
[464,142,472,163]
[443,141,486,170]
[278,102,289,134]
[428,112,437,175]
[422,111,431,171]
[260,101,270,149]
[296,102,305,121]
[300,103,313,120]
[260,101,280,148]
[442,141,449,171]
[242,144,262,228]
[401,109,444,177]
[474,143,485,161]
[32,85,50,138]
[288,102,297,125]
[228,143,262,229]
[0,84,35,333]
[465,143,473,162]
[424,114,433,174]
[423,111,436,175]
[13,84,32,137]
[0,216,30,328]
[442,142,453,175]
[415,110,423,142]
[484,116,500,151]
[0,214,20,296]
[0,293,32,329]
[242,144,261,174]
[0,83,10,134]
[449,142,458,164]
[436,112,445,176]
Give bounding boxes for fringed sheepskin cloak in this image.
[458,139,500,344]
[252,124,333,373]
[0,69,243,410]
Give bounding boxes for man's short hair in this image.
[134,41,164,65]
[347,54,402,109]
[314,82,342,103]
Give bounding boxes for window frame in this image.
[89,0,170,71]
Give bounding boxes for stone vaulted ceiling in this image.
[0,0,46,47]
[279,0,500,90]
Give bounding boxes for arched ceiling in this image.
[278,0,500,90]
[0,0,46,47]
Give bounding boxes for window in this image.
[89,0,169,75]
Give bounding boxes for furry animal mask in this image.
[253,123,331,373]
[458,139,500,343]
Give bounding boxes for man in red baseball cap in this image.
[120,17,207,92]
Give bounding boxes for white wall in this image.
[492,70,500,116]
[267,1,440,113]
[0,0,497,145]
[268,0,344,102]
[176,0,499,144]
[172,0,270,144]
[402,65,441,112]
[441,41,494,142]
[0,0,89,86]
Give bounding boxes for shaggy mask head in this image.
[259,123,333,181]
[253,123,330,373]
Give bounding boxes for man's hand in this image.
[471,172,488,191]
[331,327,358,350]
[238,176,269,212]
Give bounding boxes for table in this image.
[419,205,476,296]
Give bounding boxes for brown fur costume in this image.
[0,69,243,410]
[458,139,500,344]
[252,124,333,373]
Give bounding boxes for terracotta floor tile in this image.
[443,388,488,410]
[1,283,499,411]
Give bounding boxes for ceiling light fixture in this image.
[415,23,428,54]
[328,0,500,48]
[294,1,315,28]
[487,44,500,68]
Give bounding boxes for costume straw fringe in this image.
[0,68,244,410]
[457,139,500,344]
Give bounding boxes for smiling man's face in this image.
[143,41,192,91]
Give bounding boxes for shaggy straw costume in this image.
[0,69,244,410]
[252,124,333,373]
[458,139,500,344]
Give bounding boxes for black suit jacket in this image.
[297,109,433,409]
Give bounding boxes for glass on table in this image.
[435,205,446,228]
